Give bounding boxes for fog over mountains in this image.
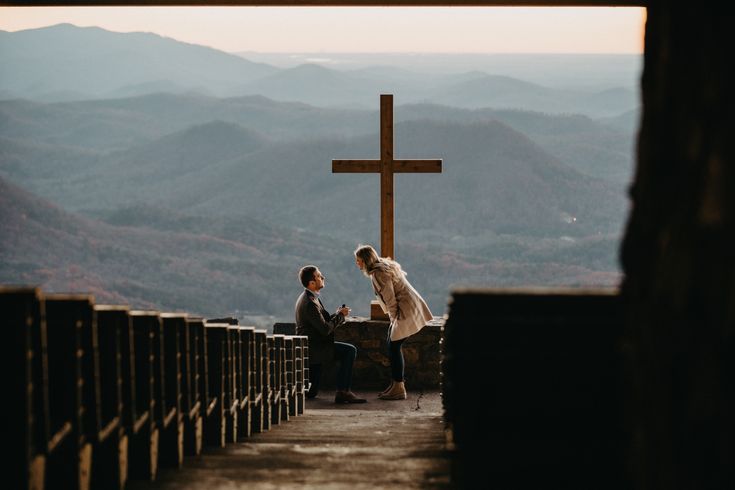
[0,24,638,323]
[0,23,276,101]
[1,23,640,118]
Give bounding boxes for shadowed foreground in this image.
[128,391,450,490]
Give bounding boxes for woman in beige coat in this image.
[354,244,433,400]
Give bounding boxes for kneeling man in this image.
[295,265,366,404]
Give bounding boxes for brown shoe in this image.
[334,390,367,404]
[378,381,407,400]
[378,381,394,397]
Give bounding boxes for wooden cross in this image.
[332,94,442,259]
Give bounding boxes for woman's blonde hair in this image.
[354,244,402,278]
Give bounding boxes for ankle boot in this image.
[379,381,394,397]
[378,381,407,400]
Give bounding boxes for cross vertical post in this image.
[380,94,394,258]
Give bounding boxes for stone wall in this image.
[274,316,444,390]
[620,4,735,488]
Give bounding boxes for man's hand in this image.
[338,305,351,317]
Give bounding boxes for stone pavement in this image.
[128,391,451,490]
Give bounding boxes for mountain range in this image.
[1,24,639,118]
[0,93,635,183]
[0,23,276,101]
[0,95,629,240]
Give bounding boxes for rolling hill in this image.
[0,175,358,321]
[0,176,621,322]
[1,112,627,242]
[0,94,635,184]
[0,23,277,101]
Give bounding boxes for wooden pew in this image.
[109,309,157,483]
[179,316,203,456]
[272,326,309,413]
[92,305,130,490]
[252,330,269,433]
[245,327,262,435]
[139,309,181,471]
[4,287,48,490]
[293,335,308,415]
[208,318,239,442]
[128,311,162,481]
[285,336,297,417]
[235,326,254,439]
[224,325,240,443]
[296,335,311,407]
[203,323,227,447]
[159,313,185,468]
[270,335,283,425]
[184,317,206,456]
[442,289,624,489]
[41,295,94,490]
[186,317,217,454]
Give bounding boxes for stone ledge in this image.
[274,316,444,390]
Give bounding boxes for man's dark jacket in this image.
[295,289,345,364]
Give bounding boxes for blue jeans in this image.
[388,337,406,382]
[308,341,357,396]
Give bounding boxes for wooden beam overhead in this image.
[0,1,648,7]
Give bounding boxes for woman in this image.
[354,244,433,400]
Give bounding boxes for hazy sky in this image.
[0,7,645,54]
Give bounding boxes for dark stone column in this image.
[621,4,734,489]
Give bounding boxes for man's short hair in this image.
[299,265,318,288]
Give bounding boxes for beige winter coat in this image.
[370,262,433,341]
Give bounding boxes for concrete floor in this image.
[128,391,451,490]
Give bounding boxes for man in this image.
[295,265,367,404]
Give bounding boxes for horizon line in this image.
[1,23,642,56]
